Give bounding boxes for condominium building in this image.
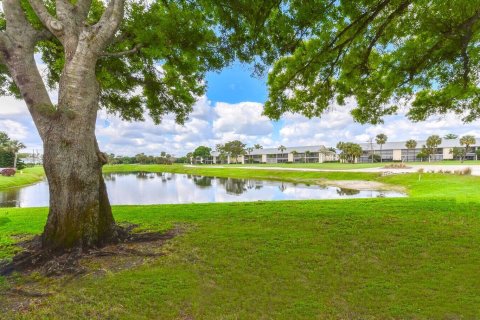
[207,145,337,164]
[358,138,480,163]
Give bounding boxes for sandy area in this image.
[318,180,406,192]
[349,164,480,176]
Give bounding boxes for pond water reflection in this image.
[0,172,405,207]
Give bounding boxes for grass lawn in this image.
[0,167,45,190]
[2,199,480,319]
[104,163,382,181]
[2,164,480,318]
[230,159,480,169]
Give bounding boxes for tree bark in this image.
[42,135,116,250]
[1,0,125,252]
[41,51,116,251]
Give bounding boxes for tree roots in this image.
[0,225,180,277]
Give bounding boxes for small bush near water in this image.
[0,168,16,177]
[384,163,411,169]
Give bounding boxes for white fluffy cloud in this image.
[277,99,480,147]
[1,94,480,156]
[96,98,275,156]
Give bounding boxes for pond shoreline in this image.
[0,171,405,208]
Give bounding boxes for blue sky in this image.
[206,62,267,104]
[1,61,480,157]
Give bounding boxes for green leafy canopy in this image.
[3,0,479,127]
[262,0,480,124]
[0,1,286,125]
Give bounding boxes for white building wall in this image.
[288,153,294,162]
[393,149,402,161]
[443,148,453,160]
[261,154,267,163]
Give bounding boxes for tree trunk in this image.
[41,54,116,252]
[0,0,127,253]
[42,133,116,251]
[13,153,17,169]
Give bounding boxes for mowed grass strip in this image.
[0,167,44,191]
[2,198,480,319]
[103,164,382,181]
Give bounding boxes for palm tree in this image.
[426,135,442,162]
[405,139,417,162]
[460,135,476,163]
[444,133,458,140]
[291,150,298,163]
[405,139,417,149]
[254,144,263,150]
[278,145,287,163]
[185,152,193,164]
[3,140,26,169]
[375,134,388,163]
[246,147,254,164]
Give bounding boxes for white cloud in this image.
[96,99,276,156]
[1,92,480,157]
[0,120,29,140]
[213,101,273,136]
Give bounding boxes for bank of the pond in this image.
[3,164,480,201]
[0,167,45,191]
[2,198,480,318]
[103,164,382,181]
[103,164,480,200]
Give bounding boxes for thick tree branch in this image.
[90,0,125,52]
[2,0,55,139]
[28,0,64,38]
[0,33,9,65]
[100,44,142,58]
[3,0,32,31]
[360,1,412,71]
[75,0,93,22]
[55,0,74,23]
[279,0,392,91]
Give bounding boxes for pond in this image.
[0,172,405,208]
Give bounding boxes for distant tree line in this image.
[0,132,26,169]
[107,152,175,165]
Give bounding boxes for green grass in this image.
[230,159,480,169]
[2,199,480,318]
[0,167,44,190]
[2,164,480,318]
[233,162,386,169]
[380,172,480,200]
[104,163,381,181]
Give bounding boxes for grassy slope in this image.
[104,164,480,201]
[2,199,480,319]
[0,167,44,190]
